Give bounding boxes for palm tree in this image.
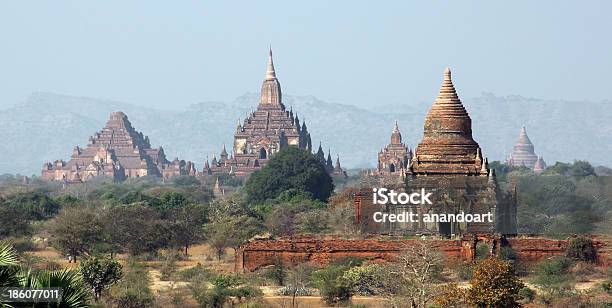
[0,243,19,267]
[0,241,91,307]
[31,269,90,308]
[0,242,20,288]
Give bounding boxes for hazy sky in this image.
[1,1,610,110]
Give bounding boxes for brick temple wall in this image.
[236,236,466,272]
[236,235,610,272]
[507,236,610,266]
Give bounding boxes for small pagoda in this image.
[507,126,546,173]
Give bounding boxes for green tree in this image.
[296,209,330,234]
[466,257,524,308]
[244,147,334,203]
[265,204,299,236]
[516,175,599,234]
[166,203,208,255]
[543,162,571,176]
[565,236,596,262]
[569,160,596,177]
[532,256,574,299]
[264,198,327,237]
[203,215,263,261]
[543,160,596,177]
[118,191,160,207]
[159,191,189,208]
[172,175,201,186]
[0,206,30,237]
[4,190,60,220]
[312,265,355,306]
[103,205,169,256]
[79,255,123,301]
[106,260,154,308]
[50,206,104,263]
[190,274,262,308]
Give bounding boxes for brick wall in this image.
[236,235,610,272]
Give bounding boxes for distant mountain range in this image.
[1,92,610,175]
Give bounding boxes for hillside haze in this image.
[1,92,610,175]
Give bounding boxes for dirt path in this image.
[149,269,189,293]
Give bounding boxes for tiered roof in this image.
[42,112,193,181]
[377,121,411,176]
[410,68,489,176]
[507,127,539,169]
[205,49,344,177]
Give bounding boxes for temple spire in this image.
[265,48,276,80]
[391,120,402,144]
[335,155,342,170]
[518,126,533,145]
[260,48,282,106]
[412,67,483,175]
[435,67,461,103]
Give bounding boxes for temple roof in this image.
[412,68,487,175]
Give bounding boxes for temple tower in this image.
[42,111,192,182]
[205,49,313,177]
[507,126,542,170]
[376,121,411,177]
[411,68,486,176]
[260,49,282,106]
[358,68,516,236]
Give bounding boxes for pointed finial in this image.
[392,120,400,133]
[444,67,451,81]
[266,47,276,80]
[481,157,489,174]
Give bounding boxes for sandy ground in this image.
[24,243,611,307]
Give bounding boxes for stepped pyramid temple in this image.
[42,112,195,183]
[376,121,412,178]
[359,68,517,236]
[204,50,345,177]
[507,126,546,173]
